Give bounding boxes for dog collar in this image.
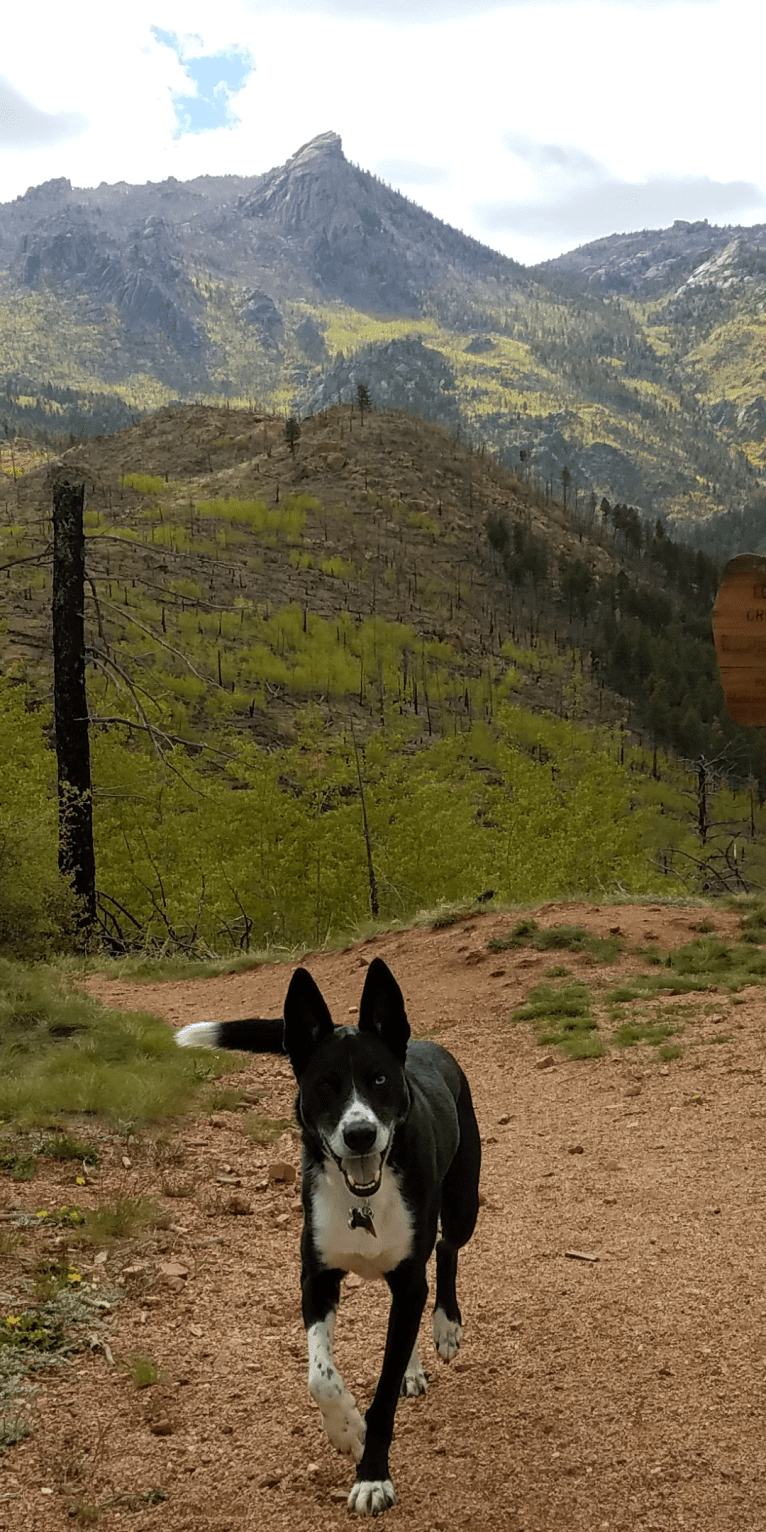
[348,1203,376,1237]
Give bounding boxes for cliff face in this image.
[536,218,766,297]
[15,207,204,358]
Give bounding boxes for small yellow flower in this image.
[75,1177,85,1186]
[5,1315,20,1326]
[36,1210,49,1219]
[67,1271,82,1284]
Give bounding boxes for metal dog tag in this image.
[348,1204,376,1237]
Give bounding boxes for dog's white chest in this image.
[311,1162,413,1280]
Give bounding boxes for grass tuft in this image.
[78,1197,168,1245]
[0,1412,31,1450]
[490,920,623,962]
[657,1043,684,1062]
[0,1147,37,1181]
[43,1132,100,1164]
[612,1020,675,1049]
[0,958,237,1126]
[239,1112,294,1145]
[513,981,606,1060]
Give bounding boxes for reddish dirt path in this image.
[3,902,766,1532]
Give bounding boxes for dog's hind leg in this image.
[433,1243,463,1359]
[400,1342,427,1397]
[433,1073,481,1362]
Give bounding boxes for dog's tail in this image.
[175,1017,286,1054]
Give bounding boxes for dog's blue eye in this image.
[374,1074,387,1087]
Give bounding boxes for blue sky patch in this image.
[153,27,253,137]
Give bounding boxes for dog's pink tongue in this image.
[345,1153,380,1190]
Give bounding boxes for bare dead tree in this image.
[51,472,96,943]
[350,717,379,919]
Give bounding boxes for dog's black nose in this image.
[343,1121,378,1154]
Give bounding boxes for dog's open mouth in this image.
[340,1153,383,1198]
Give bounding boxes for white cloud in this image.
[480,173,766,242]
[375,158,451,189]
[0,0,762,264]
[0,76,87,149]
[481,134,766,247]
[244,0,718,15]
[504,136,603,176]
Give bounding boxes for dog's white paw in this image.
[401,1347,427,1397]
[433,1307,462,1361]
[313,1376,366,1461]
[348,1478,395,1516]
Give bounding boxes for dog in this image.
[177,957,481,1516]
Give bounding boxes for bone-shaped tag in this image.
[348,1204,376,1237]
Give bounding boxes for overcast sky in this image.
[1,0,765,266]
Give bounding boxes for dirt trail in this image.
[3,902,766,1532]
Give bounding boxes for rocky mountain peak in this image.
[235,128,513,312]
[288,131,344,168]
[15,176,72,207]
[239,129,356,235]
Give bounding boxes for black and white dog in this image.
[177,957,481,1516]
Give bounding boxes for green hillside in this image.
[2,402,765,958]
[1,282,759,532]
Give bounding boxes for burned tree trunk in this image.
[51,473,96,942]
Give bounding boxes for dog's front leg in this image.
[304,1266,366,1463]
[348,1262,428,1516]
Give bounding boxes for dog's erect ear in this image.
[283,967,334,1079]
[358,958,410,1061]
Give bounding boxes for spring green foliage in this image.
[0,1281,124,1451]
[0,959,235,1124]
[0,1412,31,1449]
[196,495,310,541]
[88,703,675,953]
[122,473,168,496]
[0,1148,36,1181]
[612,1019,675,1048]
[44,1132,100,1164]
[240,1112,294,1144]
[4,632,766,958]
[608,933,766,999]
[0,684,76,956]
[4,638,761,959]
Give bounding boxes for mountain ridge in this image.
[3,133,766,542]
[534,218,766,296]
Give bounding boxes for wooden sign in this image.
[712,553,766,726]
